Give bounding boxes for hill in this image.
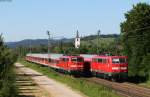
[6,38,74,48]
[5,34,119,48]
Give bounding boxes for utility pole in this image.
[115,37,119,55]
[97,30,100,55]
[47,30,51,57]
[29,40,32,53]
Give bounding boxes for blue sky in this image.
[0,0,150,42]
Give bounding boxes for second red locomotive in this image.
[91,55,128,80]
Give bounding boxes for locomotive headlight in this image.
[70,65,76,67]
[112,67,119,70]
[121,67,127,70]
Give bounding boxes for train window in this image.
[62,58,69,62]
[102,59,107,63]
[97,58,102,63]
[112,58,126,63]
[92,58,103,63]
[92,58,97,62]
[77,58,83,62]
[92,58,107,64]
[120,58,126,63]
[71,57,83,62]
[71,58,76,62]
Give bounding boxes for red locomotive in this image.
[80,54,128,80]
[92,55,128,80]
[57,55,84,74]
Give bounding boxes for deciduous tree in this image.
[120,3,150,80]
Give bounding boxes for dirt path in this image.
[15,63,86,97]
[16,65,51,97]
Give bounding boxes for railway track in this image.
[83,77,150,97]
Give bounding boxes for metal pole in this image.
[47,31,50,57]
[115,37,119,55]
[97,30,100,55]
[29,40,32,53]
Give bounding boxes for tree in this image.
[0,35,17,97]
[120,3,150,80]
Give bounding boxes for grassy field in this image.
[18,59,120,97]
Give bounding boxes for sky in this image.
[0,0,150,42]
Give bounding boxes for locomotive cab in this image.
[58,56,84,74]
[70,57,84,69]
[110,56,128,80]
[111,57,127,72]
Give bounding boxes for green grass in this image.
[139,78,150,88]
[18,59,120,97]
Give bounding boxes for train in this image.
[26,53,128,80]
[26,54,84,74]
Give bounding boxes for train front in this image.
[110,56,128,80]
[69,56,84,74]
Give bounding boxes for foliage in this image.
[80,37,123,55]
[81,34,120,41]
[0,35,18,97]
[120,3,150,81]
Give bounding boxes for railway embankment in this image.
[18,59,120,97]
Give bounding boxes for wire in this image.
[122,25,150,33]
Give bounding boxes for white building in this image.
[75,30,80,48]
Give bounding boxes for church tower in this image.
[75,30,80,48]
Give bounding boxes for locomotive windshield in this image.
[61,58,69,62]
[71,57,83,62]
[112,58,127,63]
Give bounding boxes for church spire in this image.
[75,30,80,48]
[76,30,79,38]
